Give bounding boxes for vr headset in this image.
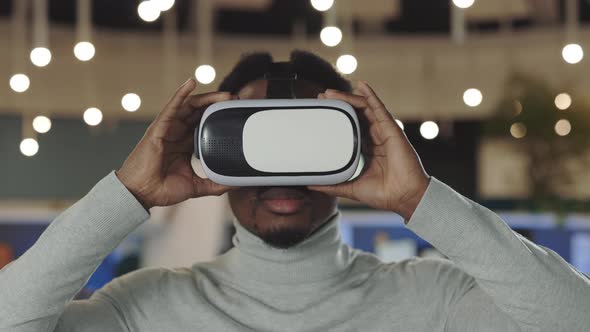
[193,62,364,186]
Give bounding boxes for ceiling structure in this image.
[1,0,589,121]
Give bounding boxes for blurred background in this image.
[1,0,590,297]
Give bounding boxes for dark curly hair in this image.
[218,50,352,94]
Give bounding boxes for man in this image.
[1,51,589,331]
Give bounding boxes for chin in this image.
[252,210,315,249]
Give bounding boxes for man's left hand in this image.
[308,81,430,221]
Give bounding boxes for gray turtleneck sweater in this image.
[1,172,589,331]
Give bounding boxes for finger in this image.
[323,89,381,130]
[193,176,235,197]
[356,81,397,124]
[179,92,234,120]
[323,89,369,111]
[307,182,355,200]
[158,78,197,121]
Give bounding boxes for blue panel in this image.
[530,229,571,262]
[352,225,432,253]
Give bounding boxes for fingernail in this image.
[325,89,336,93]
[184,77,194,85]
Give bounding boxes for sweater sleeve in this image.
[406,178,590,332]
[0,172,149,332]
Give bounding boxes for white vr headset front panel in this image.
[197,99,361,186]
[242,108,354,173]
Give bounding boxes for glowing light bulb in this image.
[74,41,96,61]
[195,65,216,84]
[320,26,342,47]
[562,44,584,64]
[83,107,103,126]
[30,47,52,67]
[32,116,52,134]
[452,0,475,9]
[20,138,39,157]
[554,93,572,110]
[510,122,527,138]
[420,121,439,140]
[555,119,571,136]
[310,0,334,11]
[9,74,30,93]
[122,93,141,112]
[138,1,161,22]
[336,55,358,74]
[463,88,483,107]
[395,119,404,130]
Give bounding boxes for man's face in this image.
[227,79,338,249]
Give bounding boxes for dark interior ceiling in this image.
[0,0,588,36]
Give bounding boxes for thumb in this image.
[307,183,355,200]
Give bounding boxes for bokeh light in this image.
[463,88,483,107]
[32,116,52,134]
[30,47,52,67]
[554,93,572,110]
[83,107,103,126]
[420,121,439,140]
[336,55,358,74]
[74,41,96,61]
[555,119,571,136]
[122,93,141,112]
[195,65,216,84]
[320,26,342,47]
[562,44,584,64]
[510,122,527,138]
[138,1,161,22]
[310,0,334,11]
[9,74,30,93]
[20,138,39,157]
[452,0,475,9]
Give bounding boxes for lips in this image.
[258,187,310,215]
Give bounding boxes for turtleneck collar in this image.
[220,212,355,285]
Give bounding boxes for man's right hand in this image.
[116,78,235,210]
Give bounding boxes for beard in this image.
[259,225,309,249]
[246,205,318,249]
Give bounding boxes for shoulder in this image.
[96,267,194,302]
[353,252,475,290]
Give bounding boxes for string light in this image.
[555,119,571,136]
[562,44,584,64]
[9,74,30,93]
[20,138,39,157]
[32,116,52,133]
[74,41,95,61]
[463,88,482,107]
[122,93,141,112]
[30,47,51,67]
[452,0,475,9]
[336,55,357,74]
[510,122,527,138]
[395,119,404,130]
[83,107,103,126]
[31,0,51,67]
[320,26,342,47]
[195,65,216,84]
[420,121,439,140]
[138,1,161,22]
[310,0,334,11]
[554,93,572,110]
